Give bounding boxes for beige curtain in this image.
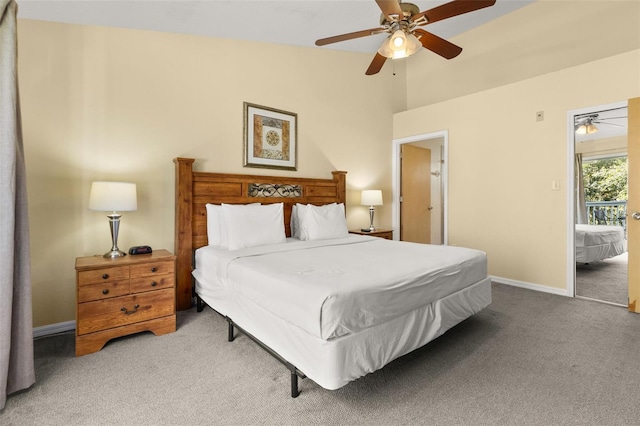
[1,0,35,410]
[575,153,588,224]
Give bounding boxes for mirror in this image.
[574,104,628,306]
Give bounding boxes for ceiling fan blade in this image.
[315,27,386,46]
[413,0,496,26]
[413,29,462,59]
[375,0,404,22]
[593,121,624,127]
[366,53,387,75]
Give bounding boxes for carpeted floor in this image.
[2,283,640,425]
[576,252,627,306]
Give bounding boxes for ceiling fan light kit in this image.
[314,0,497,75]
[574,110,626,135]
[575,122,598,135]
[378,29,422,59]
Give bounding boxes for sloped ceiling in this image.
[17,0,533,54]
[404,0,640,108]
[16,0,640,109]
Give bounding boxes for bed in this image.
[174,158,491,396]
[575,224,626,263]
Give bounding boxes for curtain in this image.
[0,0,35,410]
[575,153,588,224]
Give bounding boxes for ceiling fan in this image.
[574,113,626,135]
[315,0,497,75]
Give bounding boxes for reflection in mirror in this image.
[574,104,628,306]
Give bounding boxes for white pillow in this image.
[290,203,317,240]
[302,203,348,241]
[221,203,286,250]
[205,204,225,246]
[294,203,334,241]
[206,203,259,247]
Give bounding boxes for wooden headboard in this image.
[173,158,347,310]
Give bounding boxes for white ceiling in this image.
[17,0,534,55]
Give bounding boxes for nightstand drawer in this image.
[78,281,130,303]
[130,260,175,277]
[78,265,129,286]
[130,274,174,293]
[77,288,175,335]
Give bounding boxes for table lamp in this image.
[89,181,137,258]
[361,189,383,232]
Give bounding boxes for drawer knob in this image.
[121,304,140,315]
[151,267,158,273]
[102,274,109,280]
[151,281,158,287]
[102,289,109,295]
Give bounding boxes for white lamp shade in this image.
[361,190,383,206]
[89,181,137,212]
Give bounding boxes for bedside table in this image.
[349,229,393,240]
[75,249,177,356]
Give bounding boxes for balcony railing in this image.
[585,201,627,229]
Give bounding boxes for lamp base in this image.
[368,206,376,232]
[103,249,127,258]
[104,213,126,258]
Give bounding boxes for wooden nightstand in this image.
[349,229,393,240]
[75,249,177,356]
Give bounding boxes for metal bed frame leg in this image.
[225,316,304,397]
[227,320,235,342]
[199,301,301,394]
[291,371,300,398]
[197,301,301,396]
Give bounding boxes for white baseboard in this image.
[491,275,569,297]
[33,320,76,339]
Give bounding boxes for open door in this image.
[400,144,431,243]
[393,131,447,245]
[628,97,640,313]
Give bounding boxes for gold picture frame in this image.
[243,102,298,171]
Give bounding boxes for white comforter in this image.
[575,224,624,247]
[193,236,487,341]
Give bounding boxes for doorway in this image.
[568,101,628,307]
[392,131,448,244]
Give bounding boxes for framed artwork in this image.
[244,102,297,171]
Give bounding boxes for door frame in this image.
[565,100,628,298]
[392,130,448,244]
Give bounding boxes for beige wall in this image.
[18,19,406,327]
[394,50,640,290]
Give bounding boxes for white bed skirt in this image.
[576,239,626,263]
[196,276,491,390]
